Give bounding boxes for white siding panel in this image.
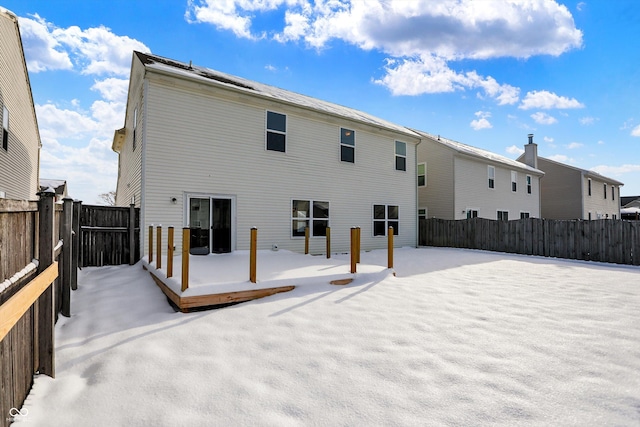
[141,76,417,254]
[417,139,454,219]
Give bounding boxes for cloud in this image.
[631,125,640,137]
[506,145,524,155]
[519,90,584,110]
[580,116,596,125]
[186,1,582,104]
[567,142,583,149]
[591,164,640,176]
[543,136,554,142]
[531,112,558,125]
[470,111,492,130]
[547,154,573,163]
[18,15,149,76]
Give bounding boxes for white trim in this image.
[265,110,287,153]
[339,127,355,163]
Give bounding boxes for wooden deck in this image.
[146,267,295,312]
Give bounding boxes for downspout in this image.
[140,77,149,257]
[415,137,422,247]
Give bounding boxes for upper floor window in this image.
[374,204,399,236]
[266,111,286,152]
[588,178,592,196]
[292,200,329,237]
[132,107,138,151]
[340,128,355,163]
[511,171,517,192]
[488,166,495,189]
[612,186,615,200]
[526,175,532,194]
[497,210,508,221]
[395,141,406,171]
[603,183,607,199]
[2,106,8,151]
[417,162,426,186]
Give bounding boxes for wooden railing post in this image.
[250,227,258,283]
[326,226,331,259]
[388,226,394,269]
[304,226,310,255]
[148,225,153,264]
[350,227,357,273]
[356,226,361,264]
[61,197,73,317]
[181,228,190,292]
[128,203,136,265]
[36,189,56,377]
[167,227,174,278]
[72,200,81,289]
[156,225,162,270]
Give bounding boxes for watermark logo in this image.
[7,407,29,422]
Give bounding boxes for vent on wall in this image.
[0,191,6,198]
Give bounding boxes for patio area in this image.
[143,250,392,311]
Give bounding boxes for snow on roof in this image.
[39,179,66,194]
[621,207,640,214]
[135,52,419,139]
[414,130,545,175]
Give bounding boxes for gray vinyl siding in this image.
[537,158,584,219]
[453,156,540,220]
[0,10,40,201]
[417,138,454,219]
[138,70,418,254]
[583,176,621,219]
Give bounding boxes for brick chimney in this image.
[522,133,538,169]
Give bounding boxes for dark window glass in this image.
[373,221,386,236]
[374,205,385,219]
[313,220,328,236]
[267,132,286,152]
[341,128,354,146]
[396,156,406,171]
[388,221,399,235]
[489,179,495,189]
[388,205,399,219]
[292,220,309,237]
[313,201,329,219]
[341,145,354,163]
[267,111,286,132]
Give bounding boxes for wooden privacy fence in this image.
[420,218,640,266]
[80,204,140,267]
[0,192,65,427]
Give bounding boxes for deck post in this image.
[156,225,162,270]
[350,227,357,274]
[304,226,309,254]
[148,225,153,264]
[326,226,331,259]
[181,227,189,291]
[250,227,258,283]
[388,226,394,269]
[356,226,361,264]
[167,227,174,278]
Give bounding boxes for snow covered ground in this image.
[17,247,640,426]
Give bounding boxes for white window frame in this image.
[418,207,427,220]
[511,171,517,192]
[520,212,530,219]
[291,199,330,238]
[497,210,509,221]
[340,127,355,163]
[395,141,407,171]
[2,106,8,151]
[588,178,592,196]
[488,165,495,189]
[526,175,532,194]
[417,162,426,187]
[373,204,399,236]
[266,110,287,152]
[466,209,478,219]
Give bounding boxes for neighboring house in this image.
[0,7,41,200]
[517,138,623,220]
[113,52,421,255]
[415,131,544,220]
[621,196,640,209]
[39,178,68,203]
[621,196,640,220]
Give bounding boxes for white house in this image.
[415,131,544,220]
[113,52,421,255]
[0,7,41,201]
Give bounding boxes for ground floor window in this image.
[497,210,509,221]
[373,204,399,236]
[466,209,478,219]
[520,212,530,219]
[418,208,427,220]
[292,200,329,237]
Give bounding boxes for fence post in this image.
[167,227,174,278]
[326,226,331,259]
[61,197,73,317]
[129,203,136,265]
[388,226,394,269]
[72,200,81,289]
[250,227,257,283]
[181,228,189,291]
[350,227,357,274]
[304,226,310,255]
[148,225,153,264]
[156,225,162,270]
[36,189,56,377]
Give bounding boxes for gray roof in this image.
[414,130,545,175]
[135,52,419,140]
